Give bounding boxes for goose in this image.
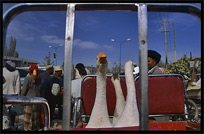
[111,73,126,125]
[114,60,139,127]
[86,52,113,128]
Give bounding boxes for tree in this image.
[165,55,191,77]
[6,36,19,57]
[43,52,54,66]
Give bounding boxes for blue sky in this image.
[3,3,201,69]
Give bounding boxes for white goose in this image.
[111,73,125,125]
[86,52,113,128]
[114,60,140,127]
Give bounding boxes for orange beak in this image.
[98,52,107,64]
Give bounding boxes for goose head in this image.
[112,72,119,81]
[96,52,107,73]
[125,61,137,74]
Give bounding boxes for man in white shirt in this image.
[3,60,20,95]
[3,60,21,127]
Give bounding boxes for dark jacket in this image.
[40,72,53,98]
[53,74,63,87]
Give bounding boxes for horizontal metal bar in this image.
[3,3,201,27]
[146,3,201,20]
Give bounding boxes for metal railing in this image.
[3,95,50,130]
[3,3,201,131]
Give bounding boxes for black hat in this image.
[5,60,16,71]
[46,65,53,70]
[75,63,85,69]
[148,50,161,64]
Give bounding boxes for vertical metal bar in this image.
[42,101,50,130]
[63,3,75,130]
[73,98,79,128]
[138,3,149,131]
[3,15,8,64]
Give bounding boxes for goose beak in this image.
[98,52,107,64]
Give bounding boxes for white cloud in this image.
[74,39,99,49]
[7,19,43,42]
[41,35,64,44]
[73,39,116,50]
[104,45,114,49]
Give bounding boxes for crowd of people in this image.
[3,49,166,131]
[2,60,90,131]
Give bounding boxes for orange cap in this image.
[98,52,107,63]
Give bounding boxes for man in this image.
[53,66,64,119]
[3,61,20,95]
[40,65,54,98]
[148,50,168,122]
[20,64,43,131]
[40,65,55,121]
[148,50,163,75]
[3,61,21,127]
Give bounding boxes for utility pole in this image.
[161,17,169,66]
[190,52,192,60]
[173,22,176,62]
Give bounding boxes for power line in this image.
[173,22,176,62]
[167,22,172,62]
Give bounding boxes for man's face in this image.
[55,70,62,77]
[148,57,156,70]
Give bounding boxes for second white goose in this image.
[114,60,140,127]
[111,73,126,125]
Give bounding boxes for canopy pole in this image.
[63,3,75,130]
[138,3,149,131]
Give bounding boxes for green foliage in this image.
[166,55,191,77]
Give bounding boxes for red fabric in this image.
[136,76,185,114]
[40,106,44,125]
[70,126,163,131]
[82,75,185,116]
[149,121,188,131]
